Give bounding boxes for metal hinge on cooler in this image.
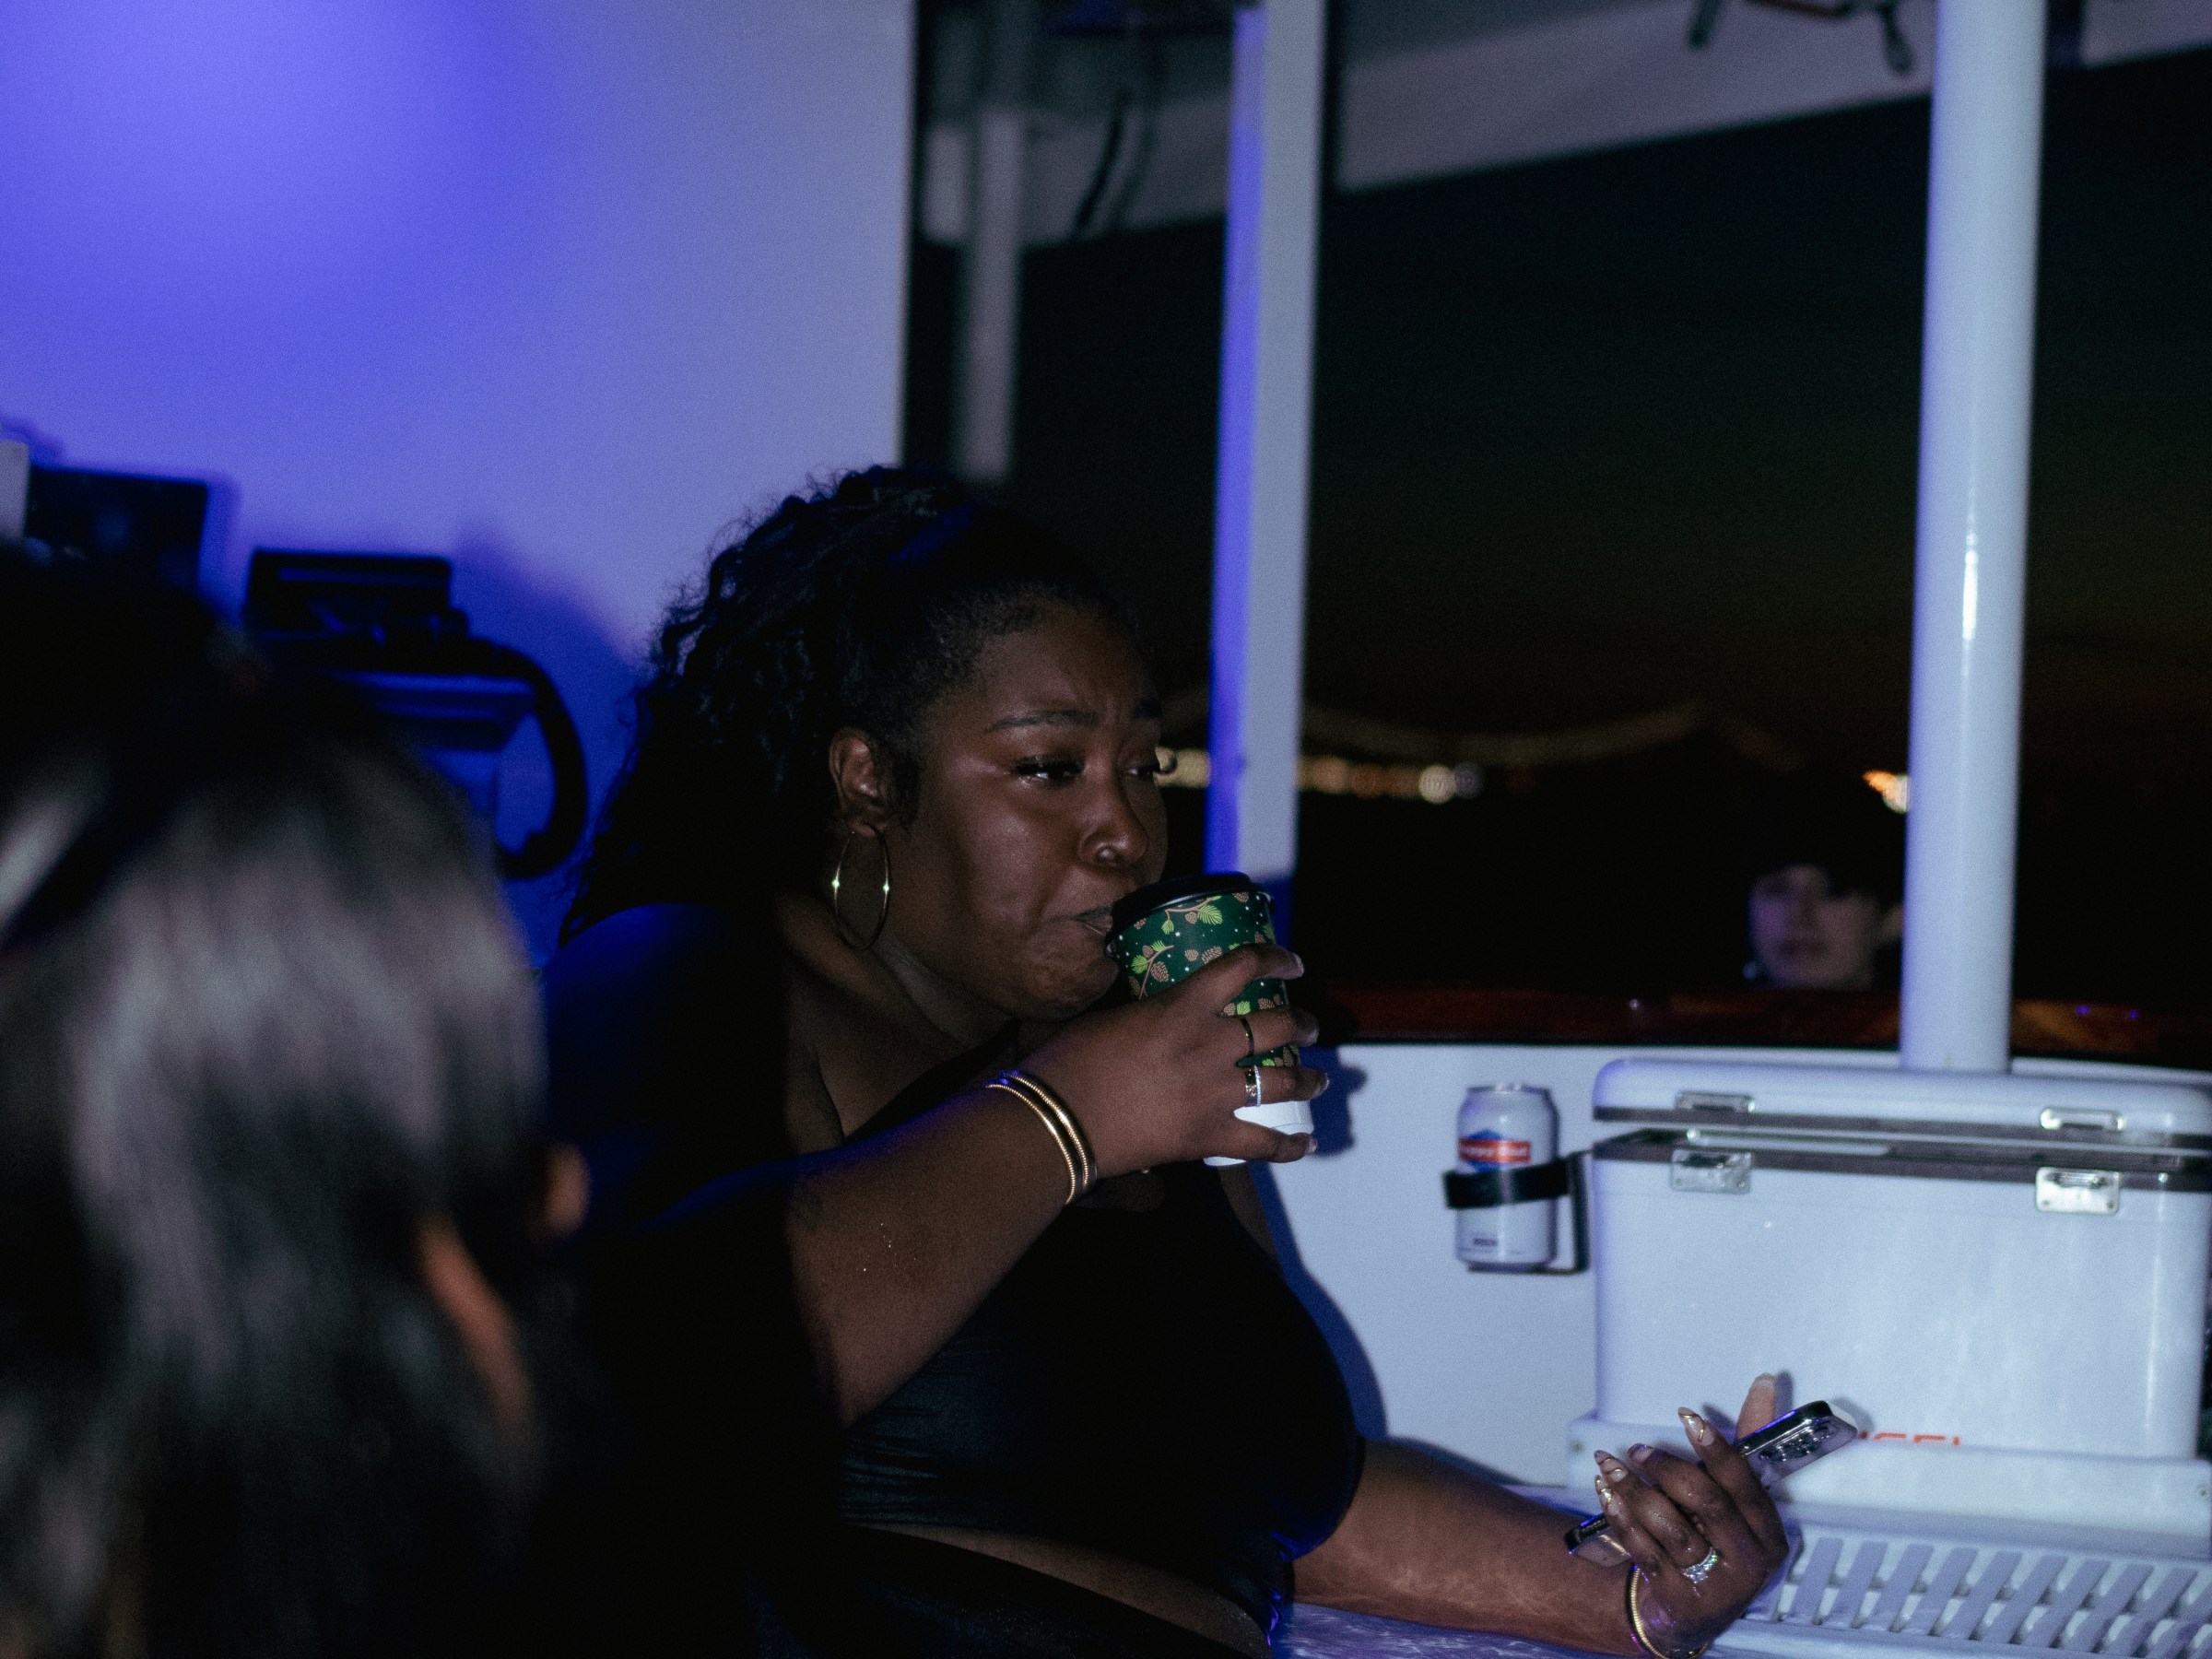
[1661,1150,2127,1210]
[1591,1128,2206,1200]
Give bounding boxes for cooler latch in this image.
[1669,1147,1753,1194]
[2035,1167,2122,1215]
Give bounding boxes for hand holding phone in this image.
[1567,1382,1803,1656]
[1562,1400,1858,1554]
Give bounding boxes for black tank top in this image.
[543,908,1363,1640]
[835,1053,1365,1635]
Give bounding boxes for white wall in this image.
[1264,1041,1818,1486]
[0,0,914,952]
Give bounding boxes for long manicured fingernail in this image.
[1597,1453,1631,1484]
[1679,1409,1714,1446]
[1627,1442,1656,1464]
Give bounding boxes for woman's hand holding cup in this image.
[1023,942,1324,1176]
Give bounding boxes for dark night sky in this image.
[973,46,2212,768]
[907,46,2212,999]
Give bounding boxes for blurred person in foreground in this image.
[1743,770,1906,991]
[0,564,593,1659]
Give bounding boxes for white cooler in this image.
[1569,1057,2212,1545]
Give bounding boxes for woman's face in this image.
[879,606,1170,1023]
[1747,864,1900,990]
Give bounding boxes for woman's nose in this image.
[1085,778,1151,867]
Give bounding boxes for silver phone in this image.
[1561,1401,1857,1554]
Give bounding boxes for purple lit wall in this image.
[0,0,914,954]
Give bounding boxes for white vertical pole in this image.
[1206,0,1325,905]
[1899,1,2047,1072]
[953,0,1032,485]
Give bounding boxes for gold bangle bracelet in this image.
[1022,1073,1097,1194]
[1628,1571,1711,1659]
[991,1069,1097,1198]
[985,1080,1083,1205]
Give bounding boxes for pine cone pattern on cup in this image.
[1107,888,1295,1065]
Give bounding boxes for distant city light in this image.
[1159,751,1485,804]
[1865,770,1909,813]
[1306,755,1352,794]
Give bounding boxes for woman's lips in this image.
[1073,907,1114,937]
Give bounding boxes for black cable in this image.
[1070,78,1132,239]
[1100,35,1164,235]
[1875,0,1912,76]
[469,641,589,883]
[1691,0,1913,77]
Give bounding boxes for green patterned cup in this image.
[1107,873,1310,1155]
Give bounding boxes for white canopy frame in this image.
[1898,1,2046,1071]
[1205,0,2052,1070]
[1205,0,1325,906]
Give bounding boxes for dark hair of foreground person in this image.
[547,466,1790,1658]
[0,565,584,1659]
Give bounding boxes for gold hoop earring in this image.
[830,826,891,950]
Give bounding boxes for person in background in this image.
[0,564,593,1659]
[1743,769,1907,991]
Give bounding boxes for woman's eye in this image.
[1015,758,1085,782]
[1130,747,1178,781]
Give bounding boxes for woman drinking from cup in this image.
[545,467,1787,1656]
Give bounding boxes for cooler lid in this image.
[1592,1057,2212,1148]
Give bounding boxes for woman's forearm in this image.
[784,1087,1069,1423]
[1296,1440,1637,1654]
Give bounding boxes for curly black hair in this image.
[563,467,1135,941]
